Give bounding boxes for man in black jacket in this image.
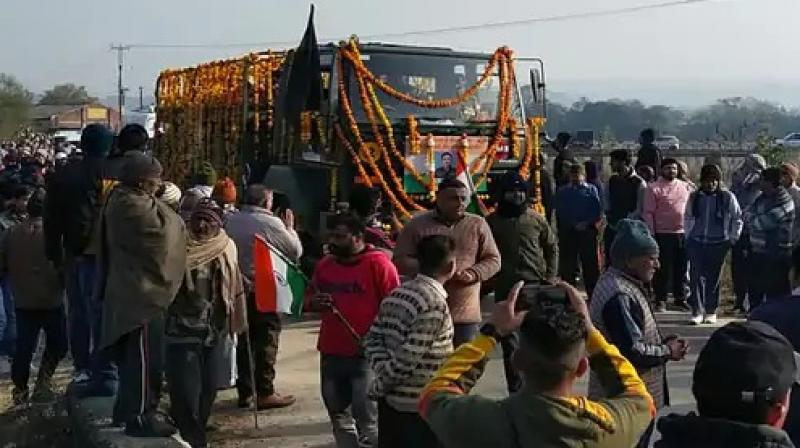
[656,321,797,448]
[604,150,646,266]
[635,128,662,175]
[552,132,577,189]
[44,124,117,394]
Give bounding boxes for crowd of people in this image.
[0,122,799,448]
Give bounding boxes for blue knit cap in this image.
[611,219,659,267]
[80,124,113,158]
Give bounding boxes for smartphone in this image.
[515,284,571,315]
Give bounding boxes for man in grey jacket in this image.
[226,184,301,410]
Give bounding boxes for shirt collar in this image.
[416,274,448,299]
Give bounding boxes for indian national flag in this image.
[254,235,307,316]
[455,149,487,216]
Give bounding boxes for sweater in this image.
[418,329,655,448]
[788,184,800,246]
[554,182,603,229]
[684,188,743,244]
[0,217,64,310]
[746,187,795,255]
[642,178,692,234]
[486,209,558,300]
[225,205,303,290]
[311,249,400,357]
[635,143,662,174]
[393,210,500,324]
[364,275,453,413]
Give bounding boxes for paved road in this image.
[207,309,731,448]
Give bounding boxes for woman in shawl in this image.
[99,152,186,437]
[165,199,246,448]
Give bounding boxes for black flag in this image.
[284,4,321,128]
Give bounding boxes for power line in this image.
[126,0,719,50]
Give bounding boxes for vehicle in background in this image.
[775,132,800,148]
[572,129,595,149]
[654,135,680,150]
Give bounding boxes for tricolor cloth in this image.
[253,235,306,316]
[455,149,487,216]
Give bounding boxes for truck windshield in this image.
[346,50,523,126]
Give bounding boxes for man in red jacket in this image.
[309,213,400,448]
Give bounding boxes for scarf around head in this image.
[186,229,247,335]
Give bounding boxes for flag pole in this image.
[244,327,260,429]
[331,304,361,343]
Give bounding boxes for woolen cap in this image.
[610,219,659,267]
[693,321,800,405]
[120,152,163,186]
[212,177,237,205]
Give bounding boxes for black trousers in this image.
[748,251,792,309]
[236,294,281,398]
[167,342,220,448]
[500,331,522,394]
[558,226,600,296]
[111,317,163,424]
[653,233,688,304]
[378,399,441,448]
[603,226,617,268]
[731,236,751,309]
[12,307,68,391]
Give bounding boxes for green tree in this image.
[0,73,33,138]
[755,130,788,166]
[38,83,97,105]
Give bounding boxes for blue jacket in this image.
[555,182,602,229]
[684,188,743,244]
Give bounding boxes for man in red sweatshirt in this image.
[309,213,400,448]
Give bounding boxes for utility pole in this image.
[139,86,144,110]
[111,44,130,130]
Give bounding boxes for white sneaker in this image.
[689,314,703,325]
[703,314,718,324]
[71,370,91,384]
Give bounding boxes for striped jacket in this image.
[746,187,795,254]
[364,274,454,413]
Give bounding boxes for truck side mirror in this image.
[529,68,544,105]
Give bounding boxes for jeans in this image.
[654,233,688,304]
[452,323,479,348]
[320,354,377,448]
[167,342,220,448]
[66,256,116,383]
[558,226,600,296]
[12,307,68,391]
[748,251,792,309]
[0,281,16,357]
[687,240,730,316]
[377,399,441,448]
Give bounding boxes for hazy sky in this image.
[2,0,799,106]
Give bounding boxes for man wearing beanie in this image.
[166,198,246,448]
[589,218,688,448]
[656,321,797,448]
[44,123,117,393]
[642,158,693,312]
[98,152,186,437]
[487,170,558,393]
[212,177,238,215]
[188,162,218,198]
[684,164,742,325]
[1,189,67,405]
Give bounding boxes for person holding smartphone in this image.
[589,218,688,448]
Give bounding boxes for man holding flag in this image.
[395,178,500,347]
[226,184,301,410]
[309,213,400,448]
